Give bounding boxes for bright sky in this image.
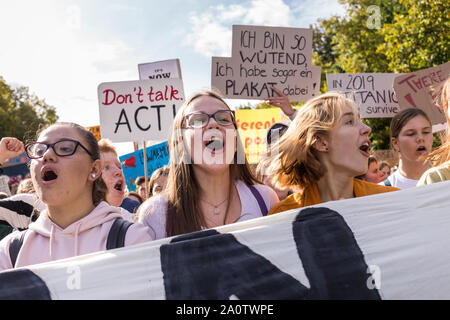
[0,0,345,155]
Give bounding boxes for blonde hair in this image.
[427,76,450,166]
[17,178,35,194]
[259,91,357,189]
[98,138,118,156]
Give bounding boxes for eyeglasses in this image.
[184,110,235,129]
[25,139,93,159]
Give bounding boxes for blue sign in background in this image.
[119,141,169,191]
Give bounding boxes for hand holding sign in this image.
[266,86,297,119]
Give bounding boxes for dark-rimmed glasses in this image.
[25,139,93,159]
[184,110,235,129]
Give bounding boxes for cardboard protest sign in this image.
[86,125,101,141]
[211,25,320,101]
[326,73,403,118]
[4,181,450,299]
[119,141,169,191]
[138,59,182,81]
[97,78,184,143]
[235,108,281,163]
[393,62,450,126]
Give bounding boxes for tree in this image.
[0,77,58,143]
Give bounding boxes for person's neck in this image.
[46,194,96,229]
[193,166,232,204]
[398,158,430,180]
[316,171,355,203]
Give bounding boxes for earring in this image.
[91,173,96,179]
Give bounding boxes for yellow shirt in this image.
[417,161,450,186]
[268,178,400,215]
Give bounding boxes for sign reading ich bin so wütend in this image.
[97,78,184,143]
[212,25,321,101]
[326,73,403,118]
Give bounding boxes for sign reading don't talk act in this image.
[326,73,403,118]
[98,78,184,143]
[212,25,320,101]
[393,62,450,126]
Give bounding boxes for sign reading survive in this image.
[212,25,320,101]
[97,79,185,143]
[326,73,403,118]
[393,62,450,126]
[119,141,169,192]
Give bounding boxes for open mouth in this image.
[114,181,123,192]
[359,142,370,155]
[417,146,426,152]
[205,138,224,152]
[42,169,58,182]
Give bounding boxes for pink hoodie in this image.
[0,201,153,271]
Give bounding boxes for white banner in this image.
[326,73,403,118]
[97,79,185,143]
[138,59,182,80]
[2,181,450,299]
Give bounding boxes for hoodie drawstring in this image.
[49,224,55,260]
[74,223,82,256]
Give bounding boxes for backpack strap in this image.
[106,218,133,250]
[248,185,268,216]
[9,230,27,268]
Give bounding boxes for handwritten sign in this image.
[138,59,182,80]
[212,25,320,101]
[326,73,403,118]
[393,62,450,126]
[119,141,169,191]
[97,79,184,143]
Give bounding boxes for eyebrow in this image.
[343,112,355,117]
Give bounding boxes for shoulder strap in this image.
[9,230,27,268]
[106,218,133,250]
[248,185,268,216]
[383,179,392,187]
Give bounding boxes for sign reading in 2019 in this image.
[97,78,185,142]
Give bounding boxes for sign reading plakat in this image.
[393,62,450,126]
[98,79,184,143]
[212,25,320,101]
[326,73,403,118]
[138,59,182,80]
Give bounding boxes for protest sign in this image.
[119,141,169,192]
[211,25,320,101]
[97,78,184,143]
[138,59,182,80]
[393,62,450,126]
[4,181,450,299]
[235,108,297,163]
[86,125,101,141]
[326,73,402,118]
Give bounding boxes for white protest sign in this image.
[138,59,182,80]
[98,78,184,143]
[326,73,403,118]
[211,25,320,101]
[393,62,450,126]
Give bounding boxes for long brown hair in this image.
[165,90,259,236]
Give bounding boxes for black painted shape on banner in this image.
[0,269,51,300]
[293,207,381,300]
[161,229,309,299]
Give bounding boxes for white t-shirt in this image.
[379,170,418,189]
[138,180,279,240]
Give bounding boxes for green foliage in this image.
[312,0,449,149]
[0,77,58,143]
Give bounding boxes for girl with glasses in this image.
[137,91,279,239]
[0,122,152,270]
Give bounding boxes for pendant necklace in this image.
[200,198,228,215]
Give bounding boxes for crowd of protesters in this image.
[0,76,448,271]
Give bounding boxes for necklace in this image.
[200,198,228,215]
